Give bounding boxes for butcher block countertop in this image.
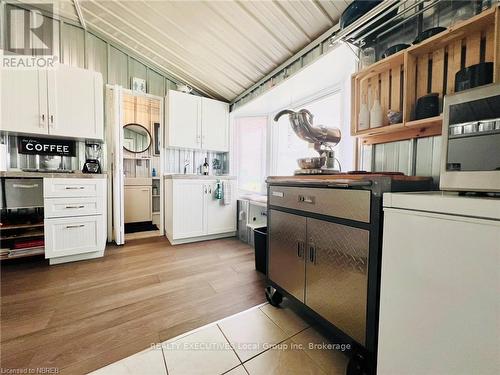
[267,173,434,193]
[0,171,107,179]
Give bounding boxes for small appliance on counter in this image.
[273,109,342,175]
[82,142,102,174]
[440,83,500,193]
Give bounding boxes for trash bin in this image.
[253,227,267,274]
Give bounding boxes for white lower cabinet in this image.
[206,181,236,234]
[171,180,205,239]
[165,178,236,244]
[124,186,152,223]
[44,178,106,264]
[45,215,104,258]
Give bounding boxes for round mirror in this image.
[123,123,151,153]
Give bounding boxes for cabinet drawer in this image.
[44,178,104,198]
[44,197,104,218]
[3,178,43,208]
[45,215,105,258]
[269,186,371,223]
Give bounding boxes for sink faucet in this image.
[183,159,190,174]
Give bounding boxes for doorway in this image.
[122,93,163,241]
[106,86,164,245]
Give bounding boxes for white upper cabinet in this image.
[0,65,103,140]
[1,69,48,134]
[165,90,229,152]
[201,97,229,152]
[48,65,103,139]
[166,90,201,149]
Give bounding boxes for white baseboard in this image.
[167,232,237,245]
[49,250,105,265]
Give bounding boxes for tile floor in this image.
[90,301,349,375]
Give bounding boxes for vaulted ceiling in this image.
[44,0,352,101]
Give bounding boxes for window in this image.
[235,116,267,194]
[273,92,343,176]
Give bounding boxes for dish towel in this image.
[223,181,231,205]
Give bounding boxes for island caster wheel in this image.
[346,352,369,375]
[265,286,283,307]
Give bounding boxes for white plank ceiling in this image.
[47,0,351,101]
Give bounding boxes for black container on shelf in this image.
[253,227,267,274]
[455,62,494,92]
[415,93,440,120]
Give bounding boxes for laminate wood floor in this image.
[0,236,266,374]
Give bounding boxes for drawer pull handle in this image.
[13,184,39,188]
[65,186,85,190]
[298,195,315,204]
[272,191,284,197]
[65,205,85,209]
[65,224,85,229]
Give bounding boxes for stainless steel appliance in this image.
[274,109,342,174]
[0,178,43,209]
[265,173,433,373]
[440,83,500,192]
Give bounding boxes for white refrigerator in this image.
[378,192,500,375]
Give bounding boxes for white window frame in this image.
[231,114,270,196]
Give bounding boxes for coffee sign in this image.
[18,137,76,157]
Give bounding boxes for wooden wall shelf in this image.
[351,6,500,145]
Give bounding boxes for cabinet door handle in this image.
[204,185,207,194]
[65,205,84,209]
[40,114,45,127]
[49,114,55,127]
[65,224,85,229]
[208,186,212,194]
[297,241,304,258]
[309,244,316,264]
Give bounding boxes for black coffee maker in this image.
[82,142,102,174]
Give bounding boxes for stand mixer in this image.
[274,109,342,175]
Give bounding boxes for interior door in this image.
[172,180,205,239]
[206,180,236,234]
[305,218,369,345]
[201,97,229,152]
[268,209,306,302]
[166,90,200,149]
[0,69,48,134]
[112,86,125,245]
[48,64,101,139]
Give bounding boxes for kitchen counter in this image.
[0,171,107,179]
[164,174,236,180]
[267,173,434,195]
[267,173,432,184]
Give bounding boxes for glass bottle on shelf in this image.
[202,158,209,175]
